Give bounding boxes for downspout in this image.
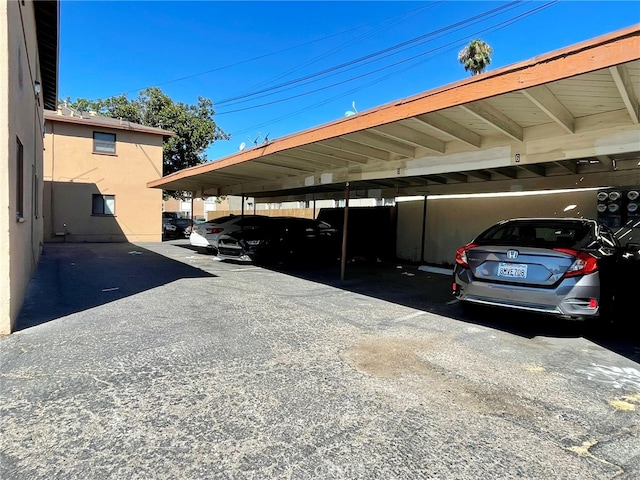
[31,91,36,267]
[49,121,55,239]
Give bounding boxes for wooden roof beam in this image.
[413,112,482,148]
[406,176,433,186]
[346,131,416,158]
[282,148,351,167]
[370,123,445,153]
[248,161,315,176]
[521,85,575,134]
[518,164,547,176]
[609,65,640,124]
[464,170,492,181]
[596,155,617,170]
[267,153,340,171]
[424,175,448,184]
[553,160,579,174]
[460,101,523,142]
[441,172,468,183]
[489,167,519,179]
[321,137,390,162]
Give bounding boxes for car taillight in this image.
[206,227,223,234]
[554,248,599,277]
[455,243,477,268]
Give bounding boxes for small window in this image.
[16,137,24,220]
[93,132,116,154]
[92,194,115,215]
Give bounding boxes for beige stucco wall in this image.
[397,189,599,266]
[1,1,46,335]
[163,196,233,220]
[43,119,164,243]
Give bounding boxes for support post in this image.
[420,194,428,262]
[241,194,245,230]
[340,182,350,281]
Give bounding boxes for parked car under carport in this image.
[452,217,640,325]
[216,216,341,266]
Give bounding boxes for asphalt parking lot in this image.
[1,240,639,479]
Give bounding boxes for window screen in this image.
[93,132,116,154]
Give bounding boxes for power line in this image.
[122,2,440,96]
[232,2,442,96]
[217,1,549,115]
[226,0,559,138]
[212,1,523,107]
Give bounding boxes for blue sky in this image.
[59,1,640,161]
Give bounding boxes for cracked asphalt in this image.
[1,241,639,479]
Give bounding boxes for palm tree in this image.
[458,39,493,76]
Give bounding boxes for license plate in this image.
[497,263,527,278]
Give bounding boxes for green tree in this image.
[458,39,493,76]
[68,87,229,177]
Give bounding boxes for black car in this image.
[216,216,340,265]
[164,218,194,239]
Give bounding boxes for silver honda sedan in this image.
[452,218,623,320]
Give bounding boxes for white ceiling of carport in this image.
[147,26,640,201]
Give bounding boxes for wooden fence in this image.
[205,208,316,221]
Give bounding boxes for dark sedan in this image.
[216,216,340,265]
[164,218,194,239]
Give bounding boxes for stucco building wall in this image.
[0,1,48,335]
[397,189,599,266]
[44,117,164,243]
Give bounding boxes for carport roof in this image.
[147,25,640,201]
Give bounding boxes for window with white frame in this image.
[92,194,115,215]
[93,131,116,154]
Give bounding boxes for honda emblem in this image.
[507,250,519,259]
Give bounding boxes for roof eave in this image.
[44,110,175,137]
[34,0,60,111]
[146,24,640,192]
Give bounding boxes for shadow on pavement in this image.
[268,259,640,364]
[15,242,215,331]
[85,242,640,364]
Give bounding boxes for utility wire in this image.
[212,1,522,107]
[226,0,559,138]
[218,1,549,115]
[216,1,530,112]
[123,2,439,95]
[236,2,442,95]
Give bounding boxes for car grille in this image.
[218,246,243,257]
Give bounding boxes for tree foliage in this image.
[67,87,229,177]
[458,39,493,76]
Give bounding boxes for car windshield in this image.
[475,220,594,248]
